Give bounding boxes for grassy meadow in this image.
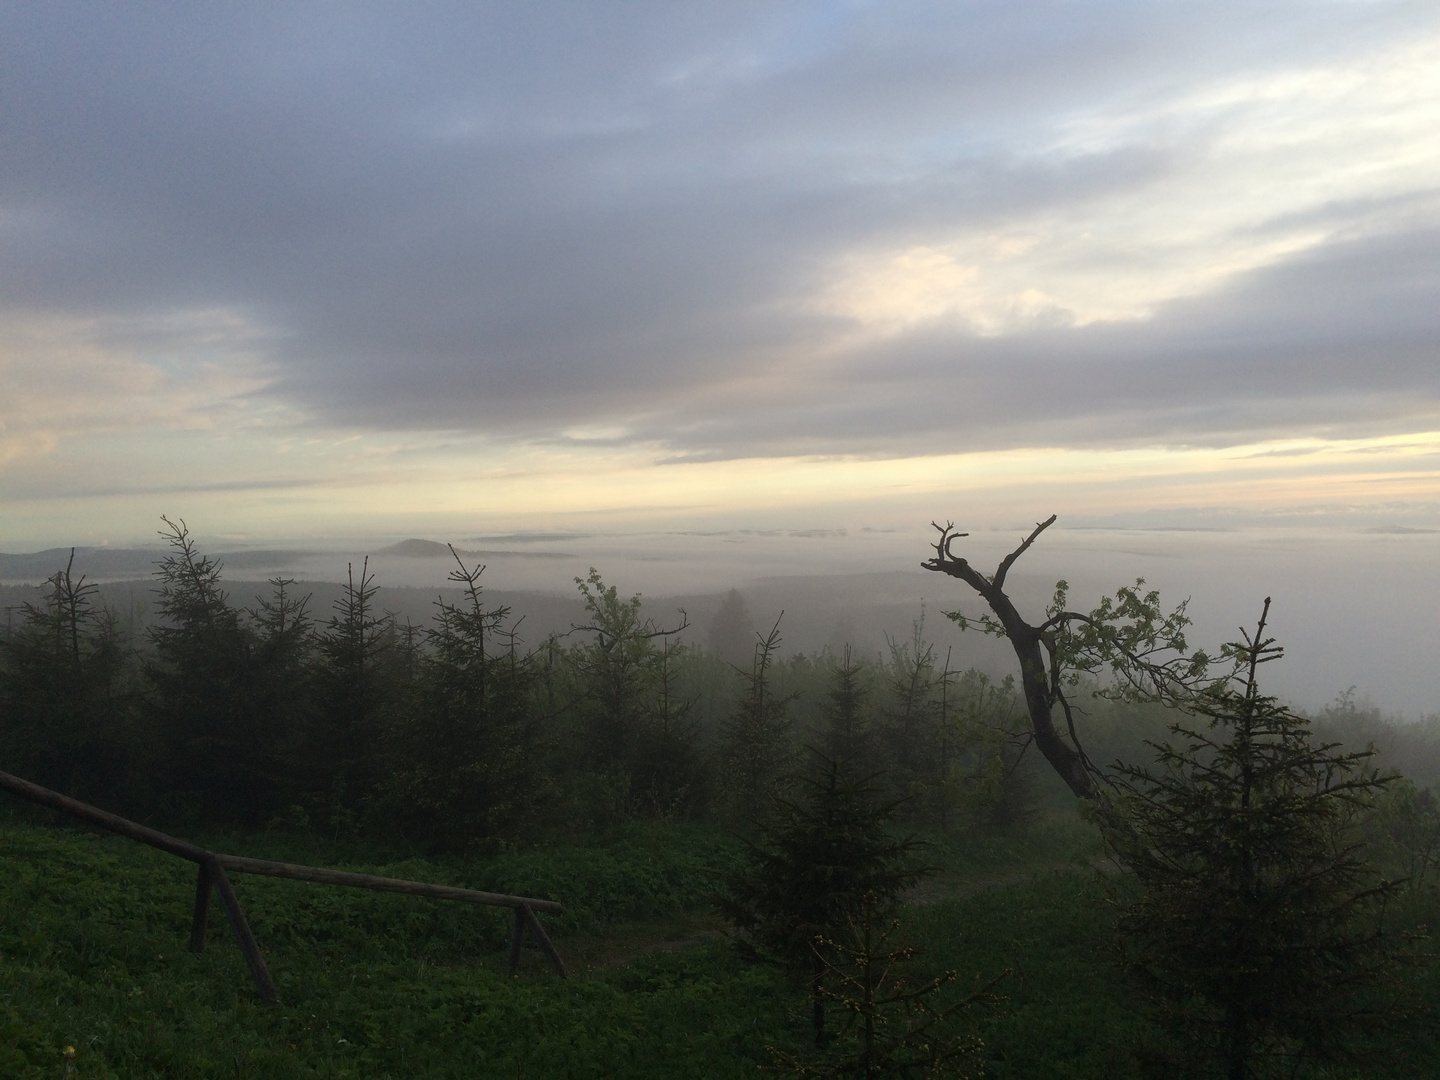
[4,806,1436,1080]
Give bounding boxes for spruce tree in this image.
[385,550,539,847]
[0,550,132,801]
[721,751,926,1047]
[1111,599,1408,1079]
[880,621,938,800]
[719,615,796,822]
[147,518,279,824]
[246,576,317,812]
[314,557,396,816]
[633,632,706,818]
[769,893,1005,1079]
[822,646,874,766]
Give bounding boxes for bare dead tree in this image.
[922,515,1212,803]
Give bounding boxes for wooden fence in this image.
[0,768,566,1003]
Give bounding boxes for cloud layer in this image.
[2,1,1439,504]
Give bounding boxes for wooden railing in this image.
[0,769,566,1002]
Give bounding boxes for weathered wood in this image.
[216,854,562,913]
[922,517,1100,802]
[520,903,569,979]
[0,769,211,863]
[190,860,214,953]
[508,906,525,975]
[210,860,280,1003]
[0,768,567,992]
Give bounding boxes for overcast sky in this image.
[2,0,1439,546]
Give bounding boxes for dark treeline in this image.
[0,522,1041,848]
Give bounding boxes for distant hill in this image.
[0,546,320,583]
[0,547,158,582]
[378,539,574,560]
[378,539,457,558]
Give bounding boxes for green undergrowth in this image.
[2,810,1436,1079]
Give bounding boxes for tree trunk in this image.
[923,540,1098,802]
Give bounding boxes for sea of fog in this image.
[3,523,1436,719]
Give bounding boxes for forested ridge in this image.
[3,519,1440,1078]
[0,521,1051,844]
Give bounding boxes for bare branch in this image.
[993,514,1056,590]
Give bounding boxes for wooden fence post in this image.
[508,906,526,975]
[210,860,280,1003]
[520,903,569,979]
[0,768,565,997]
[190,861,214,953]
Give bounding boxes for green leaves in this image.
[1046,577,1202,699]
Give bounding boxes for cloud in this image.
[2,0,1438,474]
[0,309,279,468]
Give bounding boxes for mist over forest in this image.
[6,2,1440,1071]
[5,518,1436,719]
[5,514,1440,1078]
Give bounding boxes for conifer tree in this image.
[880,621,938,797]
[721,751,926,1047]
[315,557,396,813]
[822,646,874,766]
[946,669,1034,830]
[0,550,132,801]
[720,615,796,822]
[634,632,706,818]
[769,893,1005,1079]
[147,518,280,824]
[246,576,317,809]
[1111,599,1408,1079]
[385,549,540,847]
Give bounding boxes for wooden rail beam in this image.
[0,768,569,996]
[0,768,279,1001]
[215,854,562,914]
[0,768,210,862]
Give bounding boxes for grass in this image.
[1,807,1435,1078]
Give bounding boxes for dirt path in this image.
[538,855,1114,975]
[905,852,1115,905]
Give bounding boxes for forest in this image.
[2,517,1439,1078]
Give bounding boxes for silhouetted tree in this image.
[879,620,939,805]
[923,516,1211,805]
[564,568,689,823]
[720,615,797,822]
[821,646,875,766]
[314,557,397,815]
[1111,599,1409,1079]
[709,587,756,666]
[246,576,317,809]
[0,550,134,801]
[633,632,707,818]
[722,751,926,1047]
[383,549,540,847]
[147,518,281,824]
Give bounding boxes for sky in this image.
[1,0,1438,543]
[2,3,1439,711]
